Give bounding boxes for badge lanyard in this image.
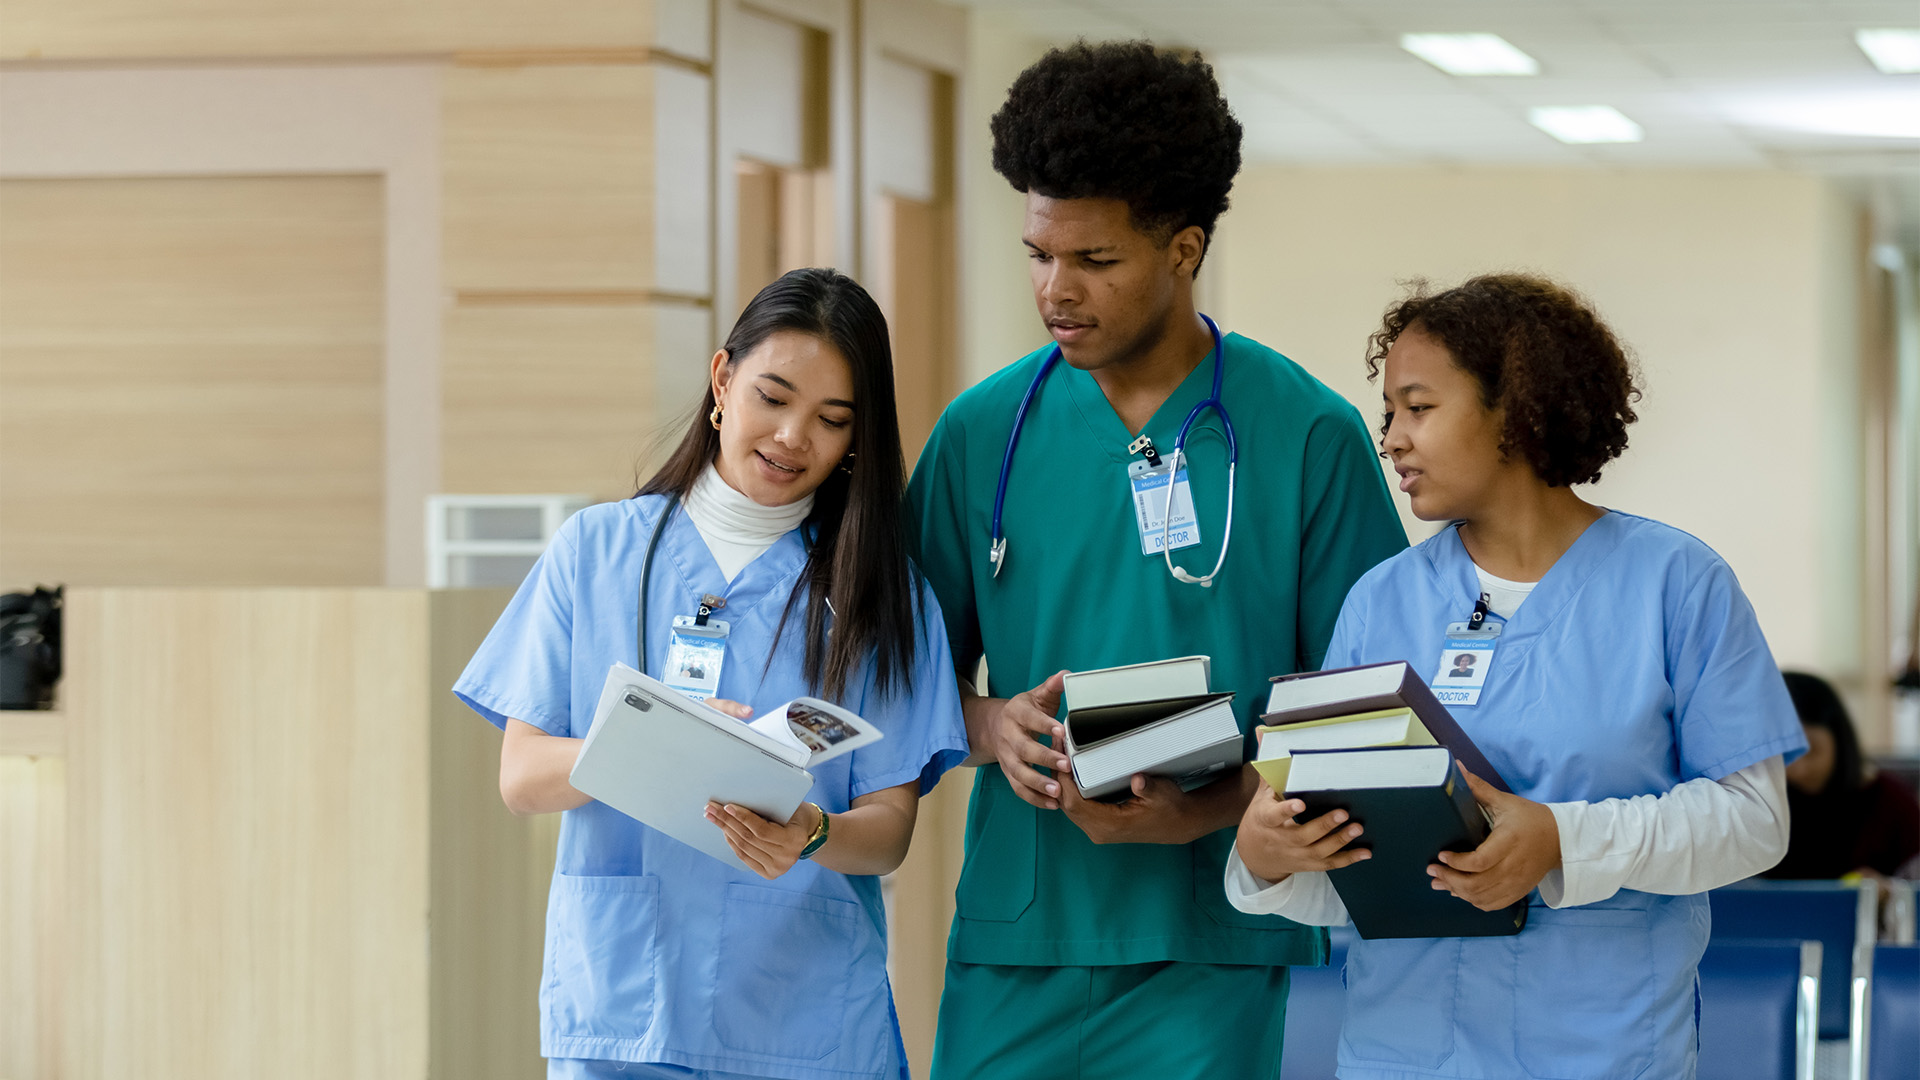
[637,496,732,700]
[1430,595,1501,707]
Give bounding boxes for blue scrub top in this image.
[1325,511,1805,1080]
[453,497,970,1080]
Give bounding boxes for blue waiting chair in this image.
[1711,879,1874,1039]
[1697,939,1820,1080]
[1854,942,1920,1080]
[1282,936,1349,1080]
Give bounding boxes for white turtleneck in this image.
[682,462,813,583]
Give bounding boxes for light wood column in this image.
[441,58,710,498]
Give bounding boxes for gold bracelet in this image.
[799,801,830,859]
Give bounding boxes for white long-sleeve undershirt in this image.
[1224,755,1790,923]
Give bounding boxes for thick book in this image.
[568,663,882,871]
[1250,707,1433,791]
[1287,745,1528,939]
[1062,657,1242,801]
[1264,661,1511,792]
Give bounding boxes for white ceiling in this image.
[955,0,1920,247]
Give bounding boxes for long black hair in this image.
[1782,671,1865,793]
[639,268,917,701]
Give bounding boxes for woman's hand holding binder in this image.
[1235,780,1374,883]
[1426,770,1562,911]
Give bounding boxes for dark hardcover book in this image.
[1289,745,1528,940]
[1265,661,1512,793]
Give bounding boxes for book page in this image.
[746,698,882,766]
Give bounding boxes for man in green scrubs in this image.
[905,42,1407,1078]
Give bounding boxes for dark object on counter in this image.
[0,585,62,710]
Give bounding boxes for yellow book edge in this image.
[1251,708,1436,793]
[1254,706,1411,738]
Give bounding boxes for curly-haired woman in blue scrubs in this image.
[454,268,969,1080]
[1228,274,1806,1080]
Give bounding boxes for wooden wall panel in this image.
[0,0,651,60]
[444,64,655,293]
[58,589,433,1080]
[442,305,658,498]
[0,175,385,590]
[888,773,971,1080]
[0,753,64,1080]
[428,589,552,1080]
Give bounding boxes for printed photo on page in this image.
[745,698,883,765]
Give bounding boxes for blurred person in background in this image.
[1766,670,1920,882]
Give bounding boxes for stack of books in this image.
[1061,655,1242,802]
[1254,661,1526,939]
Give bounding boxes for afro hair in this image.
[991,41,1242,261]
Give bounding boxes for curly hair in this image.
[1365,274,1643,488]
[990,41,1242,266]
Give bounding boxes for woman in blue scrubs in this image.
[454,268,969,1080]
[1227,274,1805,1079]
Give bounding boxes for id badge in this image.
[1430,621,1501,706]
[1128,459,1202,556]
[663,616,729,699]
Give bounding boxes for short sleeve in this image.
[905,412,983,675]
[451,513,581,736]
[1296,406,1407,672]
[1668,558,1807,781]
[1319,592,1369,673]
[845,576,972,798]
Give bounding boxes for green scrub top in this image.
[906,331,1408,968]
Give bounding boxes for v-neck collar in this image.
[1059,332,1229,465]
[657,502,811,619]
[1425,511,1626,661]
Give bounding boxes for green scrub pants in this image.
[930,959,1291,1080]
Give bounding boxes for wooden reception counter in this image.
[0,588,546,1080]
[0,588,968,1080]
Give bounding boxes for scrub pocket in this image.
[1340,936,1461,1070]
[953,780,1036,923]
[1511,901,1656,1080]
[711,882,860,1061]
[545,873,663,1040]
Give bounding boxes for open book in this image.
[739,696,882,766]
[568,663,882,870]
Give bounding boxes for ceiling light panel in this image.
[1401,33,1540,76]
[1857,29,1920,74]
[1528,105,1645,144]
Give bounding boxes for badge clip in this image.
[1127,434,1162,468]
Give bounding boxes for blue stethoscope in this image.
[989,313,1237,587]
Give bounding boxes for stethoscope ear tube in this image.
[986,314,1234,587]
[988,349,1061,578]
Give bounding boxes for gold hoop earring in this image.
[839,451,856,475]
[709,404,724,430]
